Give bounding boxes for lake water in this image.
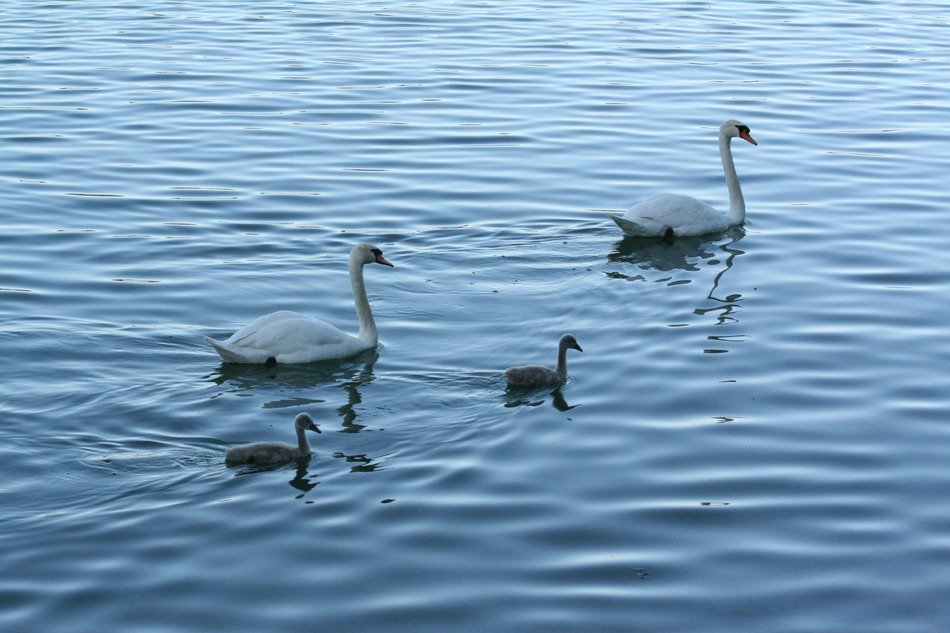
[3,1,950,631]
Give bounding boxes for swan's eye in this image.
[736,125,750,134]
[371,248,382,256]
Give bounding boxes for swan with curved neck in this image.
[225,412,322,465]
[205,243,393,364]
[505,334,583,389]
[608,119,757,237]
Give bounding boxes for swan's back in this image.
[613,194,726,237]
[505,365,563,389]
[207,311,365,364]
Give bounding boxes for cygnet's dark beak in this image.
[374,253,394,267]
[308,422,322,433]
[573,342,583,352]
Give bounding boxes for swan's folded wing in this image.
[227,313,350,353]
[225,311,309,344]
[633,194,717,222]
[623,194,726,236]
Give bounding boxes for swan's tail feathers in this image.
[607,212,650,237]
[204,336,247,363]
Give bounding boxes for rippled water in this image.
[3,1,950,631]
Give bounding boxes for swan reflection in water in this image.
[208,349,379,430]
[208,348,378,390]
[607,230,747,327]
[334,356,377,433]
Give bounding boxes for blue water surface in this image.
[2,2,950,631]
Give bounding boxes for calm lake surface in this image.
[3,1,950,631]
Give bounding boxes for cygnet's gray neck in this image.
[296,424,311,453]
[556,340,570,377]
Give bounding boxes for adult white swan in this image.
[608,119,757,238]
[205,243,393,364]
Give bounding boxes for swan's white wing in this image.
[619,194,728,237]
[208,310,368,363]
[225,311,328,346]
[229,315,350,352]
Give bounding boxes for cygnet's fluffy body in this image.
[225,412,321,465]
[505,334,582,389]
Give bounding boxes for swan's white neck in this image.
[719,131,745,224]
[349,254,377,346]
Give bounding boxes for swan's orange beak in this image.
[739,129,757,146]
[374,253,394,267]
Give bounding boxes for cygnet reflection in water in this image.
[505,334,582,389]
[225,412,322,466]
[504,388,578,412]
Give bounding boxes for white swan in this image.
[205,243,393,364]
[505,334,583,389]
[608,119,757,237]
[225,412,321,465]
